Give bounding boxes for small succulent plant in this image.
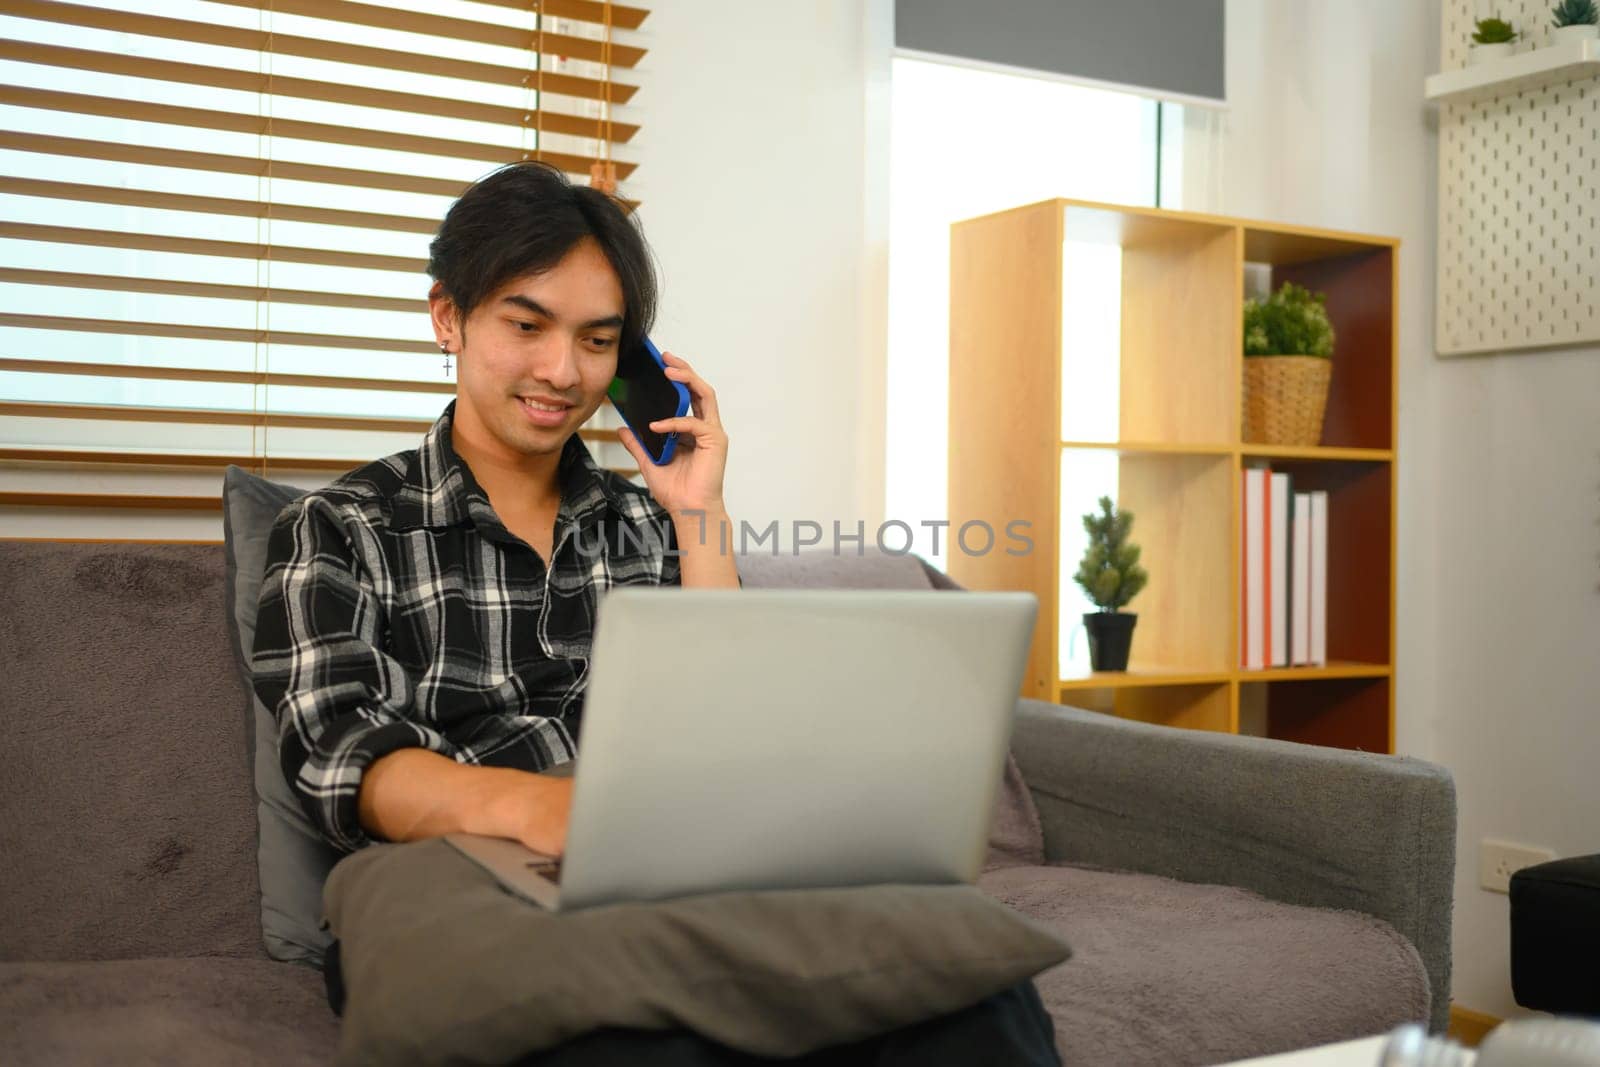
[1552,0,1599,27]
[1472,16,1520,43]
[1243,282,1335,358]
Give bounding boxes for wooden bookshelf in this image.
[948,199,1398,754]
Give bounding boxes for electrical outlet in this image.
[1479,839,1557,894]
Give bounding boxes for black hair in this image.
[426,162,657,355]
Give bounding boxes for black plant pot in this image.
[1083,611,1137,672]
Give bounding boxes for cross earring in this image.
[439,340,452,376]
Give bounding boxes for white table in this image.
[1222,1034,1477,1065]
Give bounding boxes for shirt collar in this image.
[391,401,630,532]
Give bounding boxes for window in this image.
[887,55,1190,673]
[0,0,646,497]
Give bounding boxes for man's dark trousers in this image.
[515,981,1061,1066]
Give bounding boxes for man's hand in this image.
[616,350,741,589]
[358,749,576,856]
[617,350,728,518]
[480,771,575,857]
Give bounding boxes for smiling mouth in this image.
[518,396,572,413]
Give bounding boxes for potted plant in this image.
[1551,0,1599,44]
[1073,496,1147,672]
[1470,16,1520,62]
[1242,281,1336,447]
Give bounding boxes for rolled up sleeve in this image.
[250,497,455,854]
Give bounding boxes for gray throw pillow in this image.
[220,465,338,967]
[325,837,1071,1064]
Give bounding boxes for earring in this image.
[439,340,452,376]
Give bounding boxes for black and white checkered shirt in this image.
[251,402,681,854]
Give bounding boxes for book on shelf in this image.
[1241,467,1327,670]
[1269,471,1289,668]
[1241,468,1265,670]
[1309,490,1327,666]
[1291,491,1311,666]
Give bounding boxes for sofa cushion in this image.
[221,466,339,968]
[0,956,337,1066]
[325,836,1070,1064]
[980,863,1431,1066]
[0,542,262,963]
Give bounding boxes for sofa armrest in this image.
[1012,699,1457,1032]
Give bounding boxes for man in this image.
[252,162,1058,1065]
[252,162,735,864]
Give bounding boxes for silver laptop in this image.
[445,586,1036,911]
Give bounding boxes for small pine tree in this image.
[1074,496,1148,613]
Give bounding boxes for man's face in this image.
[444,236,625,461]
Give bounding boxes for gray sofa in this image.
[0,540,1455,1065]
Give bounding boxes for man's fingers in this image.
[648,416,724,446]
[660,354,721,426]
[616,426,649,465]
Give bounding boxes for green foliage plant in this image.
[1472,16,1520,42]
[1243,282,1335,358]
[1552,0,1598,27]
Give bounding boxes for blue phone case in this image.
[610,336,690,466]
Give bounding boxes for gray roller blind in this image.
[895,0,1226,106]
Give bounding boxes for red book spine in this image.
[1261,467,1273,668]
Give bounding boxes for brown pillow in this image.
[324,837,1070,1065]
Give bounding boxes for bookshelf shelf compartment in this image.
[1243,676,1392,753]
[1245,246,1396,454]
[1249,460,1393,668]
[950,198,1398,754]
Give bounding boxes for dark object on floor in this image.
[1511,853,1600,1016]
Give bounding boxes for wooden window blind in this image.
[0,0,648,510]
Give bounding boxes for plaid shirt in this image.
[251,402,681,854]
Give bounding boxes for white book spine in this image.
[1239,469,1246,669]
[1270,472,1290,668]
[1310,491,1329,666]
[1243,469,1265,670]
[1292,493,1312,666]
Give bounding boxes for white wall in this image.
[1212,0,1600,1021]
[0,0,893,546]
[629,0,889,546]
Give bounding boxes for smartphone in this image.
[607,335,690,466]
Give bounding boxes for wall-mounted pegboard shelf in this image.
[1434,1,1599,356]
[1426,37,1600,103]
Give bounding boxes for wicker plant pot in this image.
[1243,355,1332,446]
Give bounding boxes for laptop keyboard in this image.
[525,858,562,884]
